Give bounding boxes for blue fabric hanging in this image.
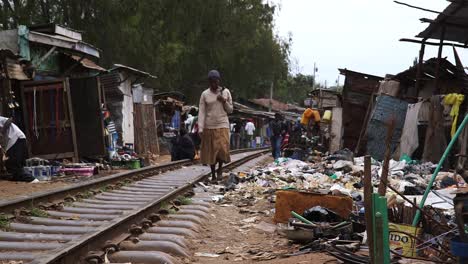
[171,110,181,130]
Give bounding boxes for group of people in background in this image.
[229,118,256,150]
[170,69,322,182]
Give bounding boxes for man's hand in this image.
[217,94,226,103]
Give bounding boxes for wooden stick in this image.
[378,118,396,196]
[363,156,374,262]
[400,38,468,48]
[354,92,375,155]
[394,1,441,14]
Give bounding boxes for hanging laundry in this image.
[397,102,423,159]
[443,93,465,137]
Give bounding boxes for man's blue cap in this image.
[208,70,221,80]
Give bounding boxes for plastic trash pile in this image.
[217,149,464,210]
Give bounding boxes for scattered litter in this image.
[241,216,258,223]
[253,221,277,233]
[194,252,220,258]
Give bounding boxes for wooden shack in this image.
[0,24,106,161]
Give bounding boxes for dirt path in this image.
[190,200,337,264]
[189,155,338,264]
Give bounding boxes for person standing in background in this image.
[270,113,284,159]
[198,70,233,182]
[232,120,242,150]
[245,118,256,148]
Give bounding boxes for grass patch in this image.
[81,191,93,199]
[159,202,177,214]
[122,180,131,186]
[160,202,169,209]
[63,201,74,207]
[30,208,48,218]
[99,186,110,192]
[0,214,10,230]
[179,197,192,205]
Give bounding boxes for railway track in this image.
[0,148,269,264]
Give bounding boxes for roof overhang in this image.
[110,64,157,79]
[417,2,468,44]
[28,31,100,58]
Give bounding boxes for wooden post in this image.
[354,92,375,155]
[269,82,273,112]
[64,78,79,162]
[415,41,426,96]
[378,118,396,196]
[20,82,33,158]
[153,107,160,155]
[363,155,374,263]
[434,26,446,94]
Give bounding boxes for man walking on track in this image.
[198,70,233,182]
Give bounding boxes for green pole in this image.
[412,114,468,226]
[291,211,314,225]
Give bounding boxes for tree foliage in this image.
[0,0,293,104]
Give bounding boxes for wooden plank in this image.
[415,41,426,95]
[329,107,343,153]
[64,78,79,162]
[20,82,33,158]
[364,156,374,263]
[354,93,375,154]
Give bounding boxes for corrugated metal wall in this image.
[366,95,408,160]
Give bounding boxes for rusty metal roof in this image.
[100,72,123,101]
[111,64,157,79]
[417,2,468,44]
[70,55,106,72]
[394,57,457,83]
[249,98,290,111]
[338,68,383,80]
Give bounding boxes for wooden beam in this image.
[394,1,441,14]
[415,41,426,95]
[434,26,446,94]
[400,38,468,48]
[33,46,57,68]
[363,156,374,263]
[64,78,79,162]
[420,18,468,30]
[378,118,396,196]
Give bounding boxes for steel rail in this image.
[0,147,266,214]
[19,148,269,264]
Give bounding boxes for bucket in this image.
[388,223,422,258]
[127,160,141,169]
[451,236,468,263]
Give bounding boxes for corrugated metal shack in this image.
[308,89,342,110]
[339,69,383,154]
[397,0,468,171]
[394,58,462,99]
[0,24,106,161]
[100,64,157,155]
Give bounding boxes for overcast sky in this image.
[274,0,462,86]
